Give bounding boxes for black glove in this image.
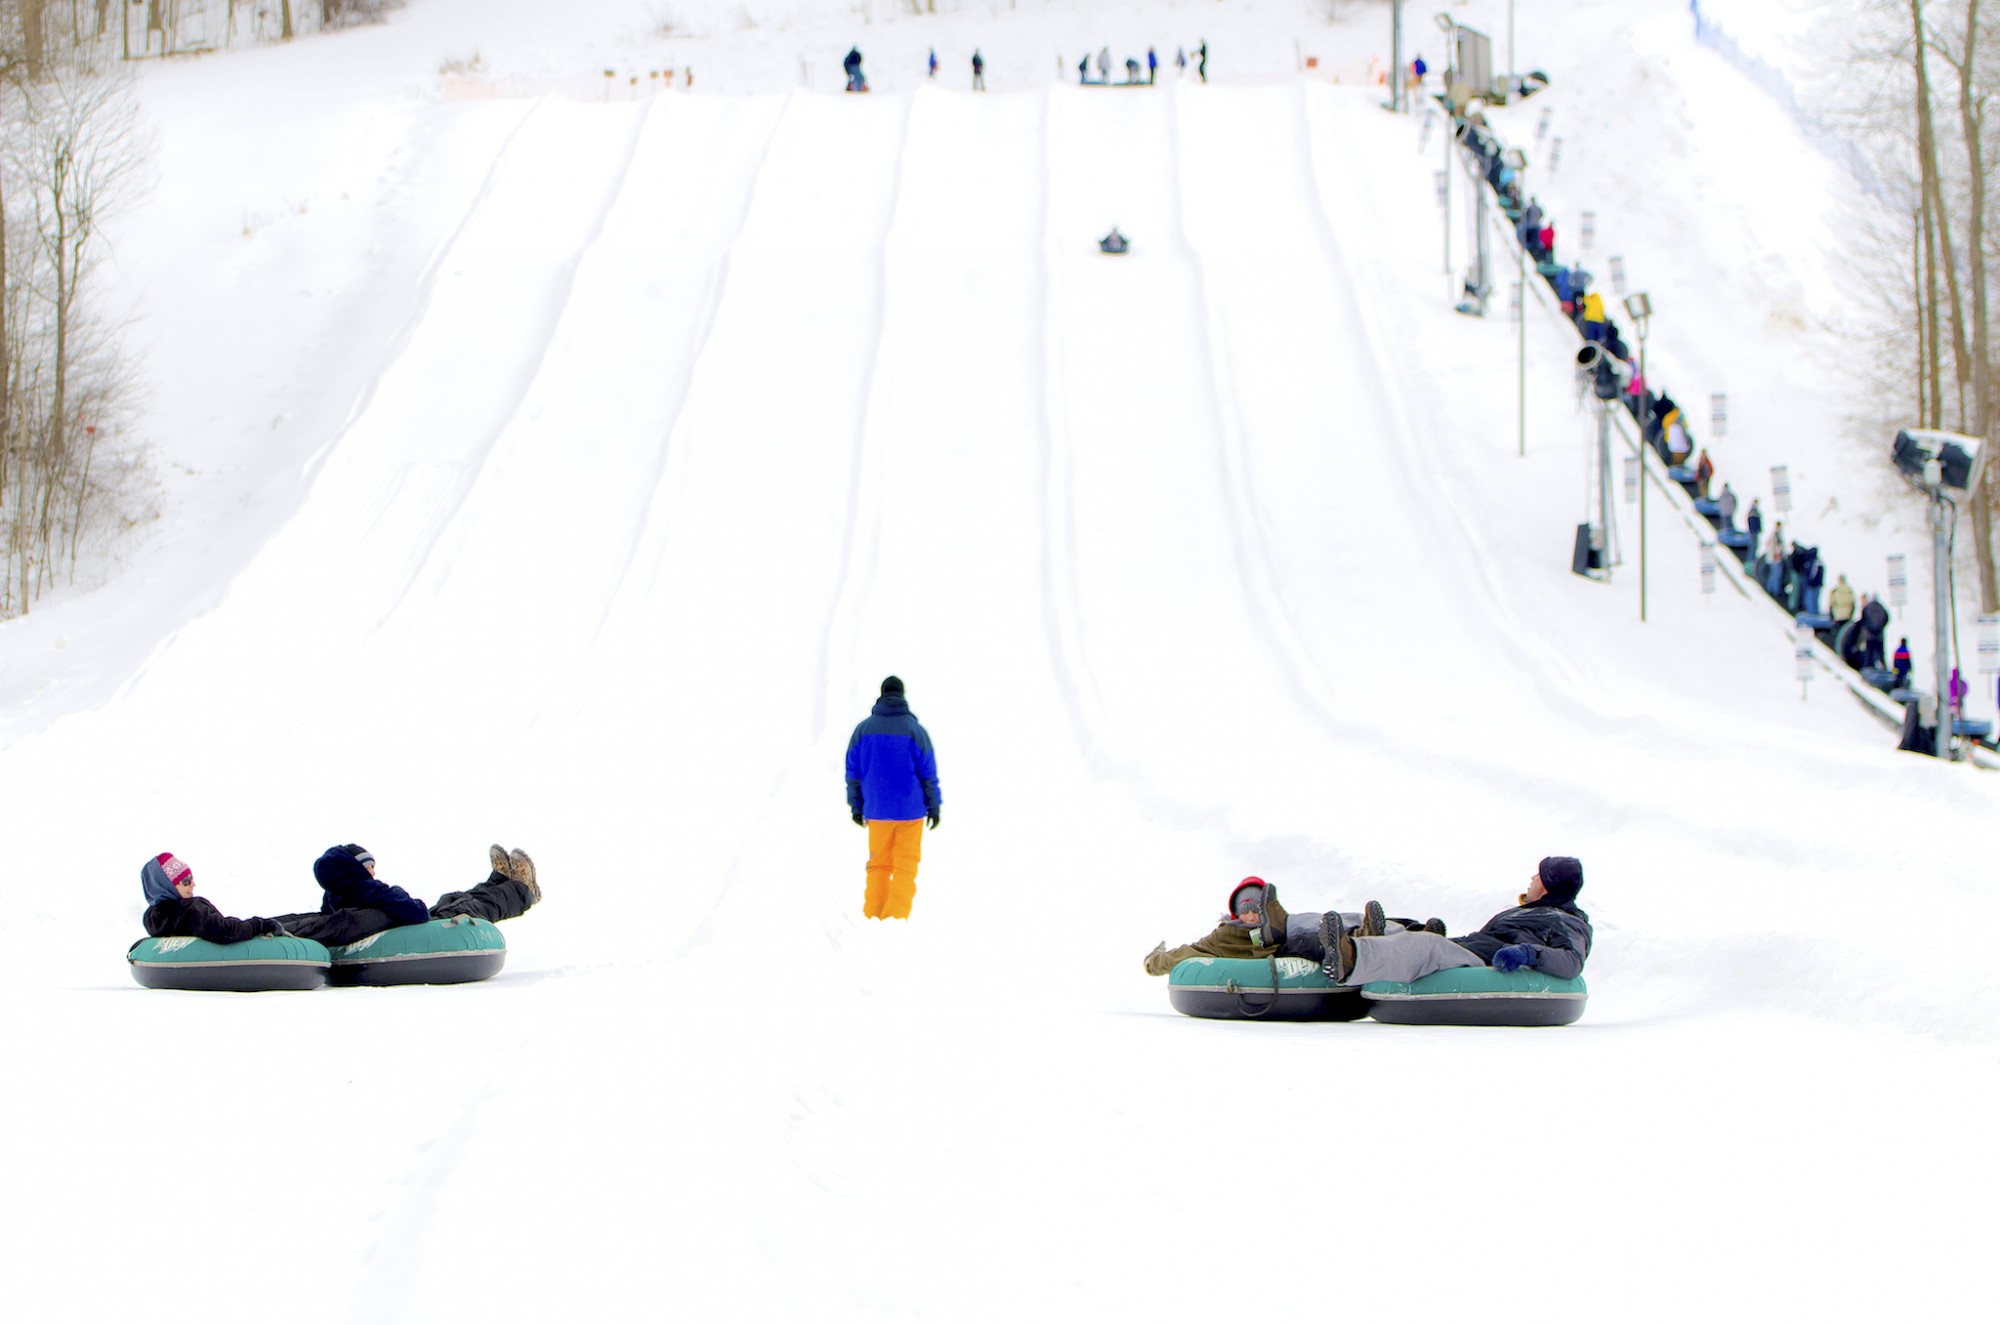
[255,918,286,938]
[926,807,940,830]
[851,809,865,826]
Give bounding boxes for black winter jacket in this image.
[1450,898,1593,979]
[143,896,280,945]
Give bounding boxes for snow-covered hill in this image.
[2,3,1992,1321]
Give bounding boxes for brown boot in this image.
[1261,886,1290,949]
[1361,900,1387,937]
[488,844,510,878]
[506,848,541,905]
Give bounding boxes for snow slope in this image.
[1,3,1994,1321]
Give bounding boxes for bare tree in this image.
[1,56,149,612]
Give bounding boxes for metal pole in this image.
[1934,491,1956,758]
[1638,334,1649,622]
[1518,164,1526,458]
[1391,0,1405,113]
[1442,112,1452,276]
[1599,403,1613,580]
[1509,0,1516,84]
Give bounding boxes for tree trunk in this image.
[23,0,46,80]
[1957,0,1998,610]
[281,0,294,40]
[1915,1,1974,429]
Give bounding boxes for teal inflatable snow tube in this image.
[1361,967,1587,1026]
[128,934,331,992]
[1167,956,1370,1022]
[326,916,506,987]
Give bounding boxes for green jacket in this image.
[1144,922,1278,975]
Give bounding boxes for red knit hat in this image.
[1227,876,1267,918]
[154,852,192,886]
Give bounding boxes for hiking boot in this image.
[1361,900,1387,937]
[1424,917,1448,936]
[1261,885,1290,949]
[488,844,510,879]
[1319,912,1355,983]
[507,848,541,905]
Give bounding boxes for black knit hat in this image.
[342,843,376,867]
[880,676,905,695]
[1537,856,1583,903]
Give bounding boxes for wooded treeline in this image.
[1853,0,2000,609]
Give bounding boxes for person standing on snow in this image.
[845,676,942,920]
[1147,47,1158,83]
[928,47,938,80]
[971,48,985,90]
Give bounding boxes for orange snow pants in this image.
[863,818,925,919]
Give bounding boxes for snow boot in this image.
[1261,885,1289,950]
[488,844,510,879]
[1423,917,1448,936]
[1361,900,1387,937]
[1319,912,1355,983]
[507,848,541,905]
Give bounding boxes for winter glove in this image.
[926,807,940,831]
[255,918,286,938]
[1491,944,1536,973]
[1145,942,1168,974]
[851,809,865,826]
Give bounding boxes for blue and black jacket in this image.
[1449,899,1593,980]
[844,695,941,823]
[312,846,430,927]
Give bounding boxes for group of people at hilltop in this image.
[842,39,1212,94]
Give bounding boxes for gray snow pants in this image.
[1344,931,1484,986]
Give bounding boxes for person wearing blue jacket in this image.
[1319,856,1593,985]
[844,676,942,920]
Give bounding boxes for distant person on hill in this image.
[140,845,540,947]
[845,676,942,921]
[1099,226,1130,254]
[1125,57,1142,83]
[843,46,866,93]
[972,48,985,90]
[1197,39,1209,83]
[1717,482,1738,531]
[1893,636,1913,687]
[1098,46,1111,81]
[1148,47,1158,83]
[1318,857,1593,986]
[1176,46,1187,76]
[1829,573,1857,623]
[1694,448,1715,499]
[928,47,937,79]
[1744,497,1761,548]
[1079,54,1093,84]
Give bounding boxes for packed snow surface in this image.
[2,2,1993,1320]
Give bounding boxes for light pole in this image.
[1436,13,1457,276]
[1625,291,1653,622]
[1390,0,1405,113]
[1505,147,1526,457]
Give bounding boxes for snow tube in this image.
[1168,956,1369,1022]
[326,916,506,987]
[1361,967,1586,1026]
[128,934,331,992]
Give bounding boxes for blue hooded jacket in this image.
[844,695,941,823]
[140,858,180,907]
[313,846,430,926]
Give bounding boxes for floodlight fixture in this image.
[1893,428,1986,494]
[1624,291,1652,322]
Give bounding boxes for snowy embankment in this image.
[1,2,1995,1321]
